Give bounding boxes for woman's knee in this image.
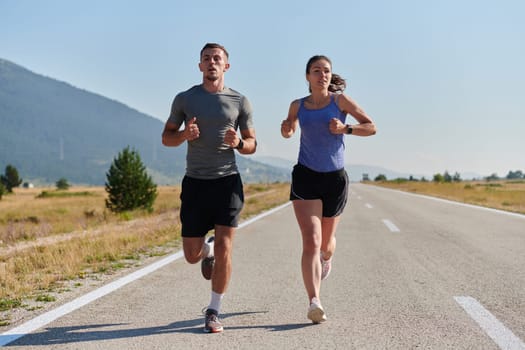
[302,233,322,253]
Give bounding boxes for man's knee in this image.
[183,237,205,264]
[184,253,201,264]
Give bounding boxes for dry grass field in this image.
[368,179,525,215]
[0,183,290,325]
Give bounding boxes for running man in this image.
[162,43,257,333]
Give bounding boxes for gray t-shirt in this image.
[168,84,254,179]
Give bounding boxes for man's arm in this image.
[224,127,257,154]
[237,128,256,155]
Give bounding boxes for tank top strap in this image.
[331,93,344,113]
[299,97,306,108]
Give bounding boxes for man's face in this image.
[199,48,230,82]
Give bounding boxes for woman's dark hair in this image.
[306,55,346,93]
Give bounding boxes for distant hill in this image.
[252,156,294,171]
[0,58,289,185]
[253,156,427,182]
[345,164,427,182]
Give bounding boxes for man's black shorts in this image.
[290,163,349,217]
[180,173,244,237]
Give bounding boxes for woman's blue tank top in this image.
[297,94,347,172]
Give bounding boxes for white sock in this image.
[208,291,224,313]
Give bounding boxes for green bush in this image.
[56,178,71,190]
[374,174,387,181]
[36,191,94,198]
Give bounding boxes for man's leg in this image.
[203,225,235,333]
[211,225,235,294]
[182,237,207,264]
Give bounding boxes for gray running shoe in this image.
[204,309,223,333]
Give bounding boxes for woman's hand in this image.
[281,119,294,138]
[329,118,346,135]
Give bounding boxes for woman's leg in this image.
[292,199,323,301]
[320,215,341,261]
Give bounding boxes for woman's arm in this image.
[337,94,376,136]
[281,100,300,138]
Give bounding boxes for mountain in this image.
[0,58,289,185]
[252,156,294,171]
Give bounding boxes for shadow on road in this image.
[3,310,313,347]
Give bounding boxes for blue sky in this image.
[2,0,524,178]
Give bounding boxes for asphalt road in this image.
[2,183,524,349]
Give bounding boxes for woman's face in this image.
[307,59,332,91]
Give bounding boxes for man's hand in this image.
[224,127,240,148]
[185,117,200,141]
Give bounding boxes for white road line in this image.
[382,219,400,232]
[455,296,525,350]
[0,202,292,347]
[365,203,373,209]
[0,251,184,346]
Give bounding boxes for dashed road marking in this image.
[382,219,400,232]
[455,296,525,350]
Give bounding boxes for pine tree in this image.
[0,182,5,200]
[105,146,157,212]
[1,164,23,192]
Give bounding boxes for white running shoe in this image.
[202,236,214,258]
[201,236,215,280]
[307,297,327,324]
[321,256,332,281]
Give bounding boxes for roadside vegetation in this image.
[367,170,525,215]
[0,182,290,325]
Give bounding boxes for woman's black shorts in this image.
[290,163,349,217]
[180,173,244,237]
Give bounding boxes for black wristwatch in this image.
[345,124,353,134]
[235,138,244,150]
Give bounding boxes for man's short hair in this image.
[200,43,229,59]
